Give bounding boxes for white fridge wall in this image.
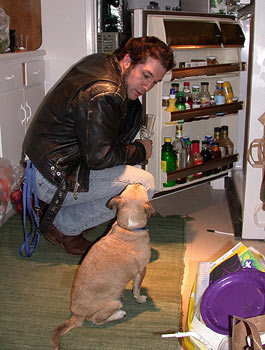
[241,0,265,239]
[40,0,96,93]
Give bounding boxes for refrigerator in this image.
[131,0,265,240]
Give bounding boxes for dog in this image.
[51,183,155,350]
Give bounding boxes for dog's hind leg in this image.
[91,300,126,325]
[51,315,84,350]
[133,267,147,303]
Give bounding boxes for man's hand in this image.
[136,139,153,159]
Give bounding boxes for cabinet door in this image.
[0,90,26,166]
[24,84,45,130]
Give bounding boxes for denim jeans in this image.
[36,165,155,236]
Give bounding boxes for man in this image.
[23,36,175,257]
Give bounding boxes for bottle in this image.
[211,142,222,174]
[192,85,201,109]
[171,82,180,98]
[183,82,193,110]
[205,135,213,148]
[200,141,212,176]
[162,95,169,109]
[161,137,177,187]
[176,91,185,111]
[192,140,203,179]
[186,140,194,181]
[198,82,211,107]
[166,88,178,112]
[223,81,234,104]
[172,125,187,184]
[221,125,234,168]
[214,81,226,116]
[212,127,221,146]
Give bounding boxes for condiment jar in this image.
[206,56,218,65]
[223,81,234,104]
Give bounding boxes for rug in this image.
[0,213,187,350]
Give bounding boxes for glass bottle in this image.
[172,125,187,184]
[200,141,212,176]
[161,137,177,187]
[192,85,201,109]
[198,82,211,107]
[221,125,234,168]
[212,127,221,146]
[176,91,185,111]
[183,81,193,110]
[186,140,194,182]
[192,140,203,179]
[171,82,179,98]
[211,142,222,174]
[166,88,178,112]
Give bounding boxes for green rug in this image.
[0,213,187,350]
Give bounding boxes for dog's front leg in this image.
[133,267,147,303]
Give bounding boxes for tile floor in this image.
[151,182,265,333]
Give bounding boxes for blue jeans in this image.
[36,165,155,236]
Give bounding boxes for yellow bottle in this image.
[223,81,234,104]
[166,90,178,112]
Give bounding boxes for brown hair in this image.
[115,36,175,72]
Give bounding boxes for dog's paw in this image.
[116,310,127,319]
[135,295,148,304]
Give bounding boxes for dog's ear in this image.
[144,201,156,218]
[107,196,124,210]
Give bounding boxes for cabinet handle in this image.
[5,74,15,81]
[20,104,27,125]
[32,70,40,75]
[25,102,32,122]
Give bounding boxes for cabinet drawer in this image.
[24,60,45,87]
[0,64,23,94]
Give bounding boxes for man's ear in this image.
[120,53,131,72]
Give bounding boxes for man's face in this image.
[122,56,167,100]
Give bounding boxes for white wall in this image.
[40,0,96,92]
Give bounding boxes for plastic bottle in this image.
[192,140,203,179]
[161,137,177,187]
[214,80,226,110]
[200,141,212,176]
[192,85,201,109]
[166,88,178,112]
[186,140,194,181]
[176,91,185,111]
[211,142,222,174]
[223,81,234,104]
[171,82,180,98]
[183,82,193,110]
[198,82,211,107]
[172,125,187,184]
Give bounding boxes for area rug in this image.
[0,213,187,350]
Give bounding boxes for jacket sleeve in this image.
[71,88,146,169]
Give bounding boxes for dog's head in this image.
[107,184,155,230]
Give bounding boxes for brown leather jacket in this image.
[23,54,145,194]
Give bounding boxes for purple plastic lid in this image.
[200,269,265,335]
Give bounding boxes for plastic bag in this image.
[0,158,22,223]
[0,7,10,53]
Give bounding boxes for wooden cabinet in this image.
[0,50,45,166]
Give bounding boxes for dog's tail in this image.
[51,315,85,350]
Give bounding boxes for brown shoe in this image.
[45,224,92,257]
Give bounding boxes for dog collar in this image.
[132,225,148,231]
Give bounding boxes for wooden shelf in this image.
[169,101,243,122]
[167,154,238,181]
[171,62,245,80]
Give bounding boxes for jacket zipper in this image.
[73,164,81,200]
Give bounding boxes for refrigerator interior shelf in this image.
[166,153,238,182]
[171,62,245,80]
[164,101,243,123]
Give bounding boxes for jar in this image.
[223,81,234,104]
[206,56,218,65]
[162,95,169,109]
[147,1,160,9]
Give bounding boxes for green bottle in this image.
[161,137,177,187]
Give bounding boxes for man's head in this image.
[116,36,175,100]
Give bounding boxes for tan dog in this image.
[51,183,155,350]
